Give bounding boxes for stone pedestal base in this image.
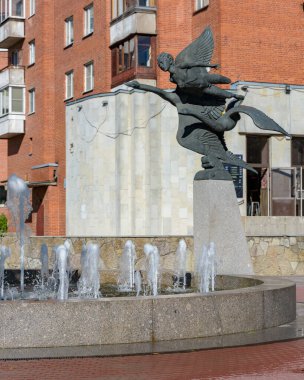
[194,180,253,275]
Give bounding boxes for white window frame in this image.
[65,70,74,100]
[195,0,209,11]
[65,16,74,46]
[29,0,35,16]
[0,86,25,117]
[84,62,94,92]
[0,0,25,23]
[29,40,35,65]
[29,88,35,114]
[0,87,9,116]
[84,4,94,36]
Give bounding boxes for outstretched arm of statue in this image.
[126,81,177,106]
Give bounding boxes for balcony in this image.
[0,85,25,138]
[0,113,24,138]
[0,0,25,48]
[110,0,156,46]
[0,65,24,88]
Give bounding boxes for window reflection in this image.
[138,36,151,66]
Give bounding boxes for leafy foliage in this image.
[0,213,8,236]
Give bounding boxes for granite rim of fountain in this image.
[0,275,295,349]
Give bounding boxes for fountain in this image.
[0,28,296,351]
[173,239,188,289]
[0,245,10,298]
[40,243,49,288]
[78,243,100,298]
[0,171,296,349]
[195,242,217,293]
[118,240,136,291]
[144,243,160,296]
[6,174,32,293]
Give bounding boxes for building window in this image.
[138,36,151,66]
[115,37,135,73]
[0,86,24,116]
[65,16,74,46]
[65,71,74,99]
[111,35,155,86]
[111,0,155,19]
[112,35,155,78]
[29,88,35,114]
[11,87,23,112]
[29,40,35,65]
[29,0,35,16]
[195,0,209,11]
[84,4,94,36]
[292,137,304,166]
[0,186,6,205]
[0,0,24,22]
[11,50,19,66]
[84,62,94,92]
[0,87,9,116]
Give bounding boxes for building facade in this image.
[0,0,304,235]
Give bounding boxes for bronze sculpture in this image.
[127,27,289,180]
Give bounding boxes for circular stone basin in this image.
[0,275,295,349]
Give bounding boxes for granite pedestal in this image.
[194,180,253,275]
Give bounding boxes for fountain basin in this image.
[0,276,295,348]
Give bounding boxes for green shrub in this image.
[0,213,8,236]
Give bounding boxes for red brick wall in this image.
[0,140,7,181]
[6,1,57,235]
[156,0,193,88]
[3,0,304,236]
[220,0,304,84]
[0,50,8,70]
[5,0,112,236]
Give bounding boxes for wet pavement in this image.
[0,276,304,379]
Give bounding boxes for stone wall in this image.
[249,236,304,276]
[1,234,304,276]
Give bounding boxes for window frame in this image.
[111,34,156,84]
[84,62,94,93]
[291,137,304,167]
[11,50,19,66]
[84,3,94,37]
[28,88,35,114]
[0,185,7,206]
[28,40,35,66]
[65,70,74,100]
[195,0,209,11]
[29,0,35,17]
[65,16,74,47]
[111,0,156,20]
[0,0,25,23]
[0,86,25,117]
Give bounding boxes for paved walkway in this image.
[1,276,304,379]
[1,339,304,379]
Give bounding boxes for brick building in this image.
[0,0,303,236]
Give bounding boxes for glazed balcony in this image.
[110,0,156,46]
[0,85,25,138]
[112,0,156,20]
[0,65,24,88]
[0,0,25,48]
